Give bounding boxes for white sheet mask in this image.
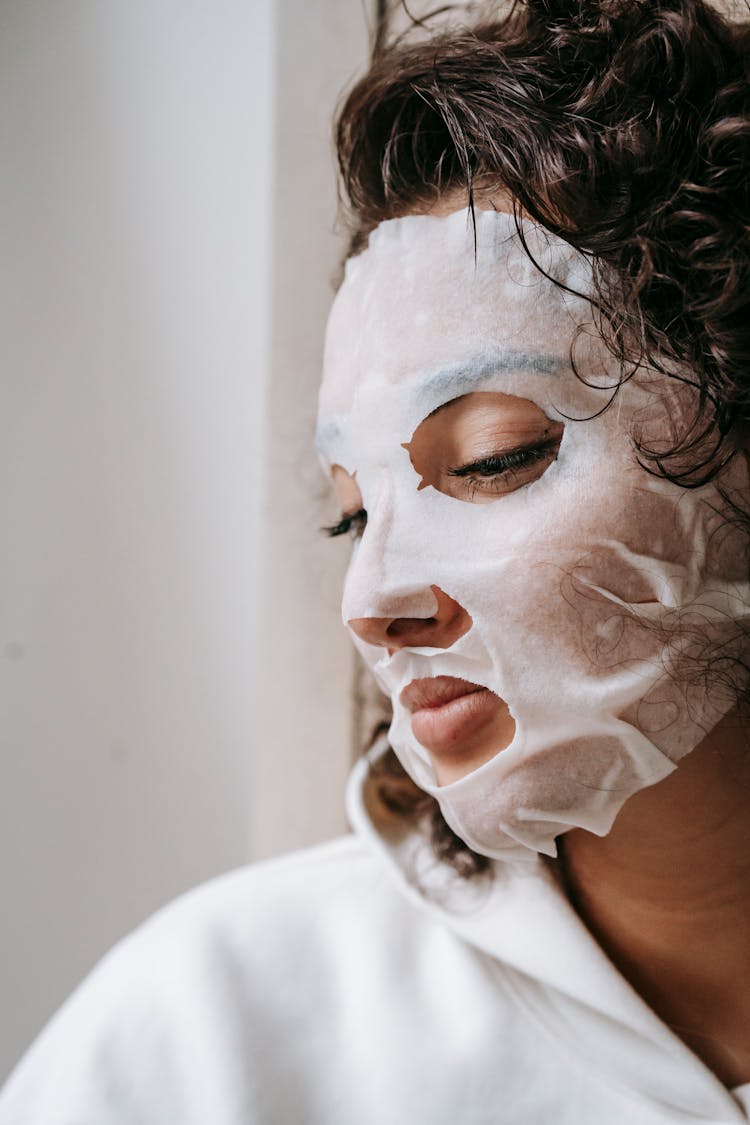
[317,208,750,861]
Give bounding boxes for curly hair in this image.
[335,0,750,877]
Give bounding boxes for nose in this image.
[348,585,472,652]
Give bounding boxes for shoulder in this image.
[123,833,421,974]
[0,836,444,1124]
[138,832,387,941]
[5,832,409,1032]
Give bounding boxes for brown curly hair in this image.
[335,0,750,876]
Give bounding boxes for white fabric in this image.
[1,751,748,1124]
[318,208,750,860]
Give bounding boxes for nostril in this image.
[348,588,472,652]
[387,617,437,640]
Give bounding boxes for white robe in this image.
[2,752,749,1124]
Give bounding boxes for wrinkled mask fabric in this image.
[317,209,750,861]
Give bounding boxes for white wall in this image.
[0,0,369,1082]
[251,0,370,858]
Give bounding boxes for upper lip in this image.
[400,676,487,713]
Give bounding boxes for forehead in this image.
[319,209,602,415]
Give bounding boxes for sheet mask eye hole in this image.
[403,391,564,503]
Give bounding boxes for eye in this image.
[322,508,368,540]
[447,436,561,499]
[404,391,564,504]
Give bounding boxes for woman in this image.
[2,1,749,1122]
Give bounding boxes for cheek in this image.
[422,473,678,678]
[339,410,689,653]
[448,550,662,671]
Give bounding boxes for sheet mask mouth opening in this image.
[400,677,516,786]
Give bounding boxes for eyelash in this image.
[323,440,558,539]
[322,508,368,539]
[447,438,560,495]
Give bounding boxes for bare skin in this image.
[560,713,750,1089]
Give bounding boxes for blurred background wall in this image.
[0,0,370,1082]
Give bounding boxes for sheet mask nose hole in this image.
[385,586,472,650]
[348,587,472,651]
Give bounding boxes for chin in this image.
[430,738,510,787]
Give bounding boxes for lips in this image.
[400,676,486,713]
[400,676,511,761]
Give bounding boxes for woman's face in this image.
[330,390,563,784]
[317,207,749,860]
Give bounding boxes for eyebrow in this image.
[413,350,570,406]
[314,349,569,453]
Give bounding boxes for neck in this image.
[560,710,750,1089]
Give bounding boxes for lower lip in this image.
[409,688,503,755]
